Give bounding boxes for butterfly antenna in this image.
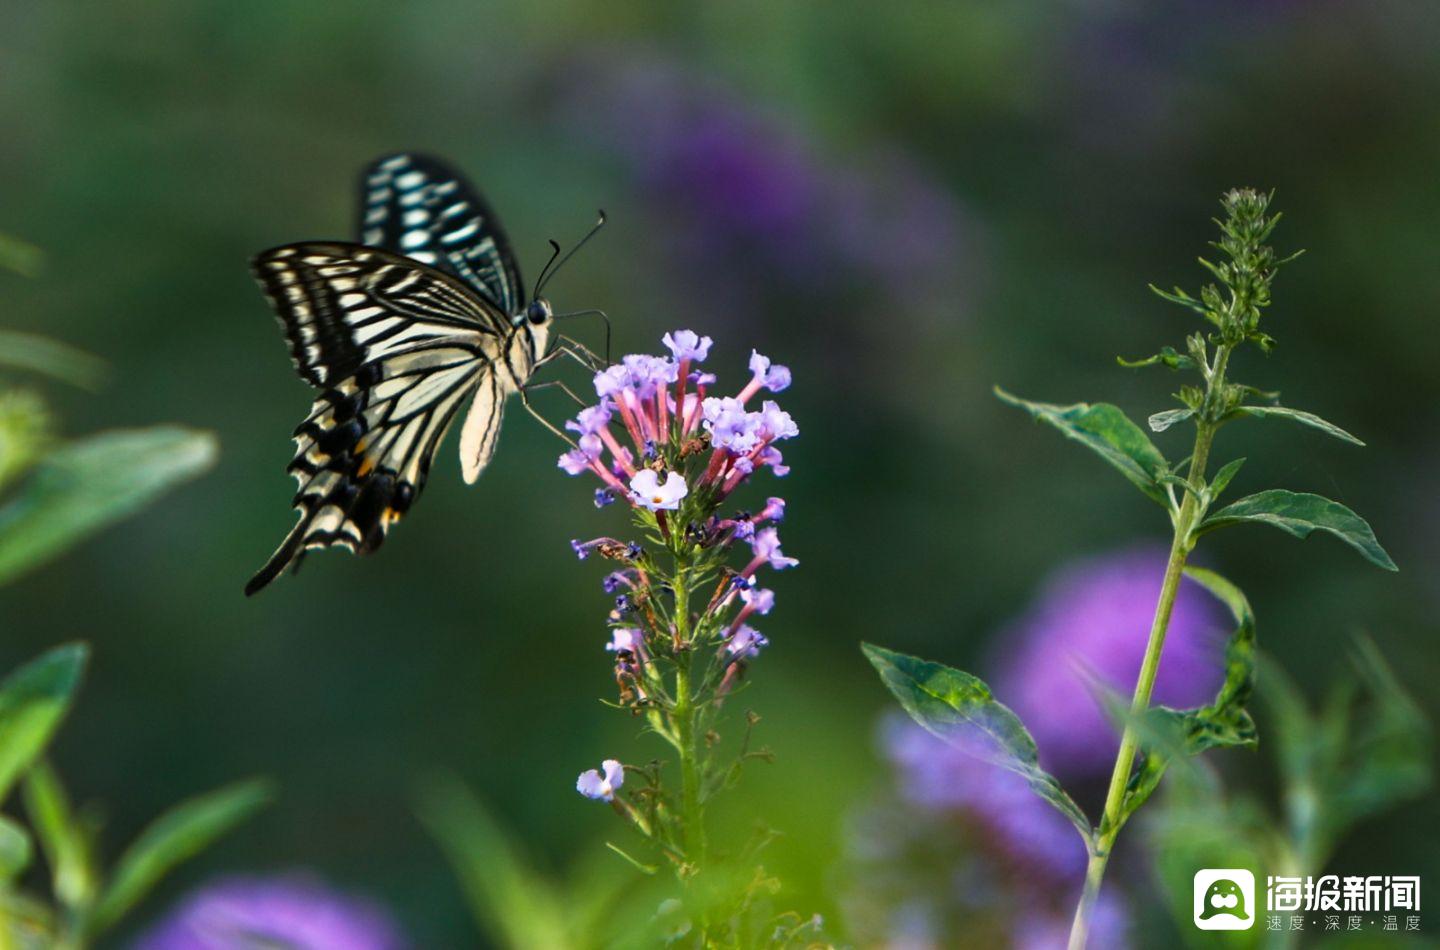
[532,239,563,298]
[534,211,607,297]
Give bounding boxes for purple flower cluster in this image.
[559,331,797,516]
[133,874,408,950]
[562,332,799,806]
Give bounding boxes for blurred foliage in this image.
[1,0,1437,945]
[0,427,217,587]
[0,646,270,948]
[1148,638,1432,949]
[421,777,828,949]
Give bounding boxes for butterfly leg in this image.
[519,382,581,446]
[524,377,588,409]
[550,309,612,367]
[545,335,607,373]
[527,377,587,408]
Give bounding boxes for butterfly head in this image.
[519,297,554,360]
[523,297,554,327]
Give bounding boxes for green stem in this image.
[674,663,706,869]
[1069,850,1109,950]
[1069,347,1232,950]
[669,559,709,939]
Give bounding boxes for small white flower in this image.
[629,469,688,511]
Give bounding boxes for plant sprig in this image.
[864,188,1396,950]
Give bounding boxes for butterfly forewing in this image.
[246,243,510,595]
[358,153,525,313]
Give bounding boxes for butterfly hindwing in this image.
[458,369,506,484]
[357,153,525,314]
[246,243,510,594]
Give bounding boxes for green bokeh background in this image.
[3,2,1437,945]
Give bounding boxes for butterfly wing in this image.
[458,369,507,484]
[357,153,525,314]
[246,242,509,595]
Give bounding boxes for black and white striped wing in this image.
[357,153,524,313]
[245,242,506,595]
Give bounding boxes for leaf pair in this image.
[995,389,1395,571]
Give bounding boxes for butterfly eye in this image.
[527,299,551,325]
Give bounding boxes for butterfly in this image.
[245,153,600,595]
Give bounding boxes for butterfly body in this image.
[245,154,560,595]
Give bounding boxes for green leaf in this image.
[1147,283,1209,319]
[1207,457,1246,501]
[994,387,1169,507]
[23,760,97,910]
[1148,407,1195,433]
[1117,346,1197,372]
[1198,489,1396,571]
[862,642,1092,846]
[1178,568,1258,751]
[0,427,217,586]
[88,778,272,935]
[0,644,88,799]
[0,816,32,881]
[1231,405,1364,447]
[0,332,106,390]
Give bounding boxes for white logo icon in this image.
[1194,869,1256,931]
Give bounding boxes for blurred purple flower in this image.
[133,874,407,950]
[882,715,1086,880]
[844,752,1133,948]
[1052,4,1306,162]
[864,546,1219,945]
[1013,892,1130,950]
[991,545,1227,779]
[555,53,976,306]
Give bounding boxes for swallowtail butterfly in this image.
[246,153,588,595]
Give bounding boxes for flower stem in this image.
[669,558,709,936]
[674,663,706,869]
[1069,346,1231,949]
